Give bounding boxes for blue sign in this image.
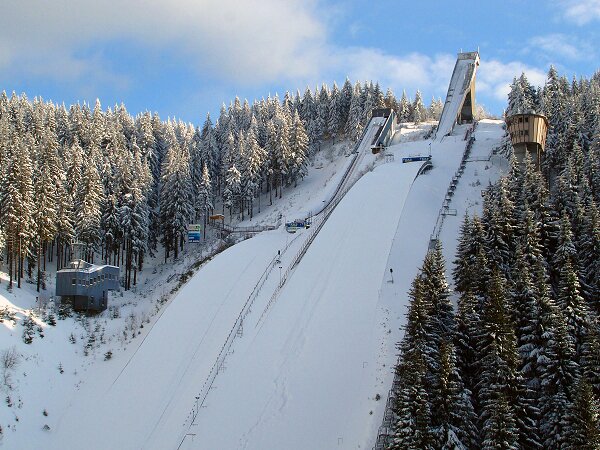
[402,156,431,163]
[188,224,202,243]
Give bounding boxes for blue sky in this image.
[1,0,598,123]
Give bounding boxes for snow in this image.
[0,118,507,450]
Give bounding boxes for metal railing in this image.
[176,115,392,449]
[429,123,477,248]
[175,232,302,449]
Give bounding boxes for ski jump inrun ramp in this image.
[435,51,480,140]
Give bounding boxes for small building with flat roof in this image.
[56,260,120,312]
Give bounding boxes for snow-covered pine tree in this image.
[398,90,411,123]
[197,163,213,236]
[566,378,600,449]
[477,270,521,450]
[538,303,580,449]
[288,110,309,188]
[159,139,194,260]
[199,113,219,194]
[411,90,427,123]
[557,257,590,357]
[345,82,364,142]
[391,348,435,450]
[327,81,342,143]
[75,157,103,261]
[33,124,60,291]
[315,84,329,143]
[340,78,353,128]
[434,340,478,449]
[1,132,36,288]
[428,97,444,121]
[223,164,241,222]
[384,87,398,113]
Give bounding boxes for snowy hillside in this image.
[10,119,506,450]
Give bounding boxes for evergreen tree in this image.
[197,163,213,237]
[411,90,427,123]
[567,378,600,450]
[345,82,364,142]
[391,349,435,450]
[288,111,309,188]
[327,81,343,142]
[398,90,411,123]
[477,270,521,450]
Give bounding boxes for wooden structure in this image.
[506,113,548,168]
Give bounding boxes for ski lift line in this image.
[179,115,387,446]
[176,233,303,445]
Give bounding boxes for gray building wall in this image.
[56,263,120,312]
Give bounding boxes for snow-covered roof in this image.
[57,260,118,274]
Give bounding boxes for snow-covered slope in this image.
[13,120,506,450]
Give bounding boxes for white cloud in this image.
[527,33,593,61]
[558,0,600,24]
[0,0,551,115]
[330,48,455,98]
[476,60,546,102]
[0,0,327,86]
[329,49,547,111]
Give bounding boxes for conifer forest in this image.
[389,68,600,448]
[0,80,440,293]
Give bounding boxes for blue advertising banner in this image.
[188,224,202,243]
[402,155,431,163]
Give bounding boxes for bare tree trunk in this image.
[8,242,13,289]
[36,241,41,292]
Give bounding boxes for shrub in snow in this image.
[57,303,73,320]
[21,315,35,344]
[45,313,56,326]
[0,307,17,325]
[1,346,20,390]
[104,351,113,361]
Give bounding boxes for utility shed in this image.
[56,260,120,312]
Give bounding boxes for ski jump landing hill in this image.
[43,52,506,450]
[435,51,480,139]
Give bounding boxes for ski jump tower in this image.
[435,51,480,139]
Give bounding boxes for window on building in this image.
[518,117,523,123]
[525,117,529,123]
[524,130,529,136]
[72,278,76,285]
